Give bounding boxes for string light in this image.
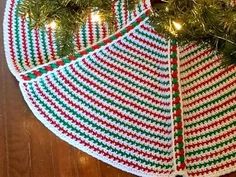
[91,11,101,23]
[46,21,57,29]
[172,21,182,31]
[167,20,183,36]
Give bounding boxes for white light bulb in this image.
[172,21,182,31]
[91,11,101,23]
[46,21,57,30]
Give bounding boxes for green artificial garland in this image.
[18,0,236,64]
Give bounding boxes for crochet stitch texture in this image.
[3,0,236,176]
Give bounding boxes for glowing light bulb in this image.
[46,21,57,30]
[91,11,101,23]
[172,21,182,31]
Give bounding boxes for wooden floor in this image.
[0,0,235,177]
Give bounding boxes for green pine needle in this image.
[18,0,236,65]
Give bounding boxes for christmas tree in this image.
[18,0,236,64]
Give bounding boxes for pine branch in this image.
[18,0,236,64]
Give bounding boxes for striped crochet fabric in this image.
[3,0,236,177]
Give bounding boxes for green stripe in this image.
[183,71,236,101]
[81,25,87,47]
[124,36,167,59]
[185,87,236,115]
[45,73,172,155]
[95,23,100,42]
[88,53,170,101]
[28,82,172,169]
[181,52,217,87]
[128,7,133,21]
[40,30,50,63]
[180,44,206,60]
[135,27,167,46]
[112,43,169,73]
[186,136,235,156]
[137,3,142,13]
[14,9,25,71]
[181,51,214,75]
[186,120,236,142]
[54,33,61,56]
[27,22,37,67]
[185,104,236,129]
[100,48,169,91]
[117,0,124,27]
[188,146,236,170]
[109,41,169,85]
[67,62,171,128]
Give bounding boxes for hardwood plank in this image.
[99,162,136,177]
[2,63,31,177]
[51,138,78,177]
[75,151,102,177]
[0,0,7,176]
[25,116,55,177]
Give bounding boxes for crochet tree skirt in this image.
[3,0,236,176]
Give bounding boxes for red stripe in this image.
[8,0,20,72]
[48,28,56,60]
[57,70,171,145]
[21,18,30,68]
[143,0,148,9]
[98,49,170,92]
[140,24,165,39]
[123,1,128,26]
[43,77,173,162]
[184,78,236,108]
[186,143,236,163]
[101,23,107,39]
[186,127,236,150]
[181,55,220,82]
[185,95,236,122]
[183,65,236,94]
[117,40,168,66]
[112,1,119,31]
[23,84,171,174]
[188,159,236,176]
[34,30,43,64]
[130,32,168,52]
[180,48,213,67]
[68,63,171,131]
[75,33,81,51]
[88,15,94,45]
[185,112,236,136]
[83,58,171,122]
[133,5,137,18]
[180,43,198,57]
